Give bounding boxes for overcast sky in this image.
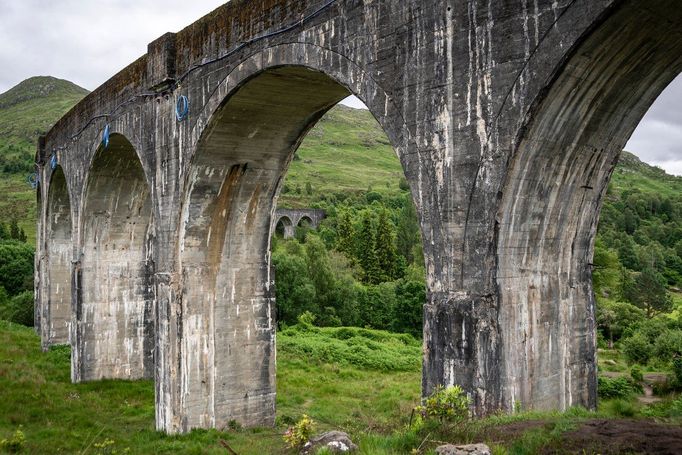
[0,0,679,174]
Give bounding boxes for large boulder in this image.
[301,431,358,454]
[435,443,491,455]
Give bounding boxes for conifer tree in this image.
[335,209,356,259]
[9,220,23,242]
[375,209,398,281]
[358,211,380,284]
[396,199,420,264]
[0,223,9,240]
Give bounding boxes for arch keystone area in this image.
[33,0,681,433]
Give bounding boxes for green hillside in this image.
[0,77,88,243]
[279,105,404,208]
[609,151,682,197]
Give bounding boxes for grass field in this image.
[0,321,422,454]
[2,320,681,454]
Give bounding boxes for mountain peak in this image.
[0,76,89,110]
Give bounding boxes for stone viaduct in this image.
[273,208,326,238]
[34,0,681,434]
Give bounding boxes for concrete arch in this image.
[274,215,293,238]
[77,133,155,381]
[497,0,682,412]
[81,123,153,205]
[297,216,313,227]
[175,50,421,428]
[45,165,72,346]
[178,64,354,430]
[185,43,416,195]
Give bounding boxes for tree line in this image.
[0,220,34,326]
[594,186,682,383]
[272,188,426,337]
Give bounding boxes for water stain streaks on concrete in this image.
[34,0,682,434]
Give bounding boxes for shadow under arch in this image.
[45,165,72,346]
[275,215,293,238]
[77,133,154,382]
[176,63,417,431]
[297,216,313,228]
[497,0,682,413]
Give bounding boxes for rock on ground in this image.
[301,431,358,454]
[435,443,491,455]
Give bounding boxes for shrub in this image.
[605,398,638,417]
[413,385,469,427]
[641,395,682,418]
[365,191,383,204]
[598,376,641,399]
[621,332,654,365]
[3,291,34,326]
[630,365,644,383]
[278,325,420,371]
[0,428,25,453]
[283,414,315,449]
[0,240,34,296]
[654,330,682,361]
[673,357,682,388]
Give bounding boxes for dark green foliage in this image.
[673,357,682,387]
[278,323,421,371]
[622,267,673,318]
[335,209,356,259]
[375,210,398,281]
[305,236,336,312]
[630,365,644,383]
[654,330,682,361]
[597,376,641,399]
[392,280,425,337]
[358,282,396,329]
[0,290,34,326]
[596,299,645,347]
[0,240,33,296]
[272,250,317,326]
[357,212,381,284]
[622,332,654,365]
[365,191,383,204]
[8,219,26,243]
[396,198,420,265]
[592,240,621,297]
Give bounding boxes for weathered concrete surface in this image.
[43,166,72,347]
[274,208,326,238]
[34,0,682,434]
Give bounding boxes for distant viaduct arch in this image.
[274,209,325,238]
[34,0,682,433]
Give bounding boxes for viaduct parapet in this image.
[34,0,682,434]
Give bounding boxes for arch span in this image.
[297,216,313,227]
[176,64,412,430]
[77,133,155,381]
[275,216,293,238]
[45,165,72,346]
[497,0,682,412]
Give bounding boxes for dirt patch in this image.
[483,419,550,442]
[546,419,682,454]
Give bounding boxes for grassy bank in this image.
[2,321,682,454]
